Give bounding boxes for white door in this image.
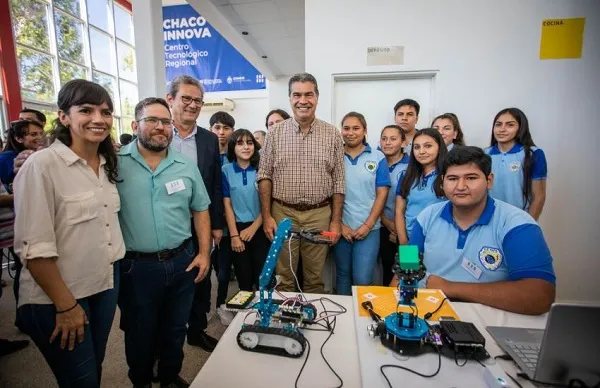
[333,73,436,147]
[323,73,436,290]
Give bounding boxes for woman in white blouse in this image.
[13,79,125,387]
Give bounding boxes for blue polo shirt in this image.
[396,169,445,236]
[409,197,555,286]
[0,150,17,185]
[220,152,229,167]
[222,162,260,223]
[342,144,390,230]
[484,144,547,210]
[383,154,410,220]
[117,141,211,252]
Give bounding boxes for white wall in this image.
[306,0,600,302]
[267,75,293,112]
[196,89,268,131]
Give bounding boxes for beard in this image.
[139,132,172,152]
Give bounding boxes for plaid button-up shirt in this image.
[257,117,345,205]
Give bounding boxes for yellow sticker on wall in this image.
[540,18,585,60]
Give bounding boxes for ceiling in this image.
[208,0,305,77]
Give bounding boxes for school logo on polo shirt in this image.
[479,247,502,271]
[365,161,377,173]
[510,161,521,172]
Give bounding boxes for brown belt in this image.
[273,198,330,212]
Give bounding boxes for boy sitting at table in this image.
[391,146,555,315]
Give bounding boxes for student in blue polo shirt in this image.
[379,125,409,285]
[392,146,555,315]
[222,129,270,293]
[484,108,547,220]
[209,111,235,325]
[432,113,465,152]
[395,128,447,245]
[334,112,390,295]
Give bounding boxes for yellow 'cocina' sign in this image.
[540,18,585,60]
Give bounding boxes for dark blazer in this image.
[194,126,224,230]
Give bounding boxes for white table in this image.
[190,292,362,388]
[351,286,548,387]
[190,289,548,388]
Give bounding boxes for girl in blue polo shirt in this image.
[432,113,465,151]
[484,108,547,220]
[222,129,270,294]
[379,125,409,285]
[395,128,447,245]
[334,112,390,295]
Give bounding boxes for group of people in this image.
[0,71,556,388]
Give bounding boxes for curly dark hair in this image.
[49,79,120,184]
[227,129,261,168]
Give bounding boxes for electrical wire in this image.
[319,317,344,388]
[242,310,260,325]
[454,349,469,367]
[294,337,311,388]
[506,373,524,388]
[284,233,348,388]
[288,236,307,302]
[424,298,448,320]
[294,299,346,388]
[380,344,442,387]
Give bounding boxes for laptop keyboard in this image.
[507,342,541,370]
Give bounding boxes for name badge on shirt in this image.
[461,257,482,280]
[165,179,185,195]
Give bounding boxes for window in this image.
[88,0,110,32]
[10,0,138,136]
[90,27,116,74]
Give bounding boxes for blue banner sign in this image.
[163,4,266,92]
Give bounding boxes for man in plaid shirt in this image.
[258,73,345,293]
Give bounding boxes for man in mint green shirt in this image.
[117,97,211,388]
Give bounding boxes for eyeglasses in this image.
[137,117,174,128]
[180,95,203,106]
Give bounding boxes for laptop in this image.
[487,303,600,386]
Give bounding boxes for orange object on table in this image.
[356,286,460,321]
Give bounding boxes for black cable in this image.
[294,338,311,388]
[454,349,469,367]
[424,297,448,320]
[380,344,442,387]
[295,297,346,388]
[506,373,524,388]
[319,317,343,388]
